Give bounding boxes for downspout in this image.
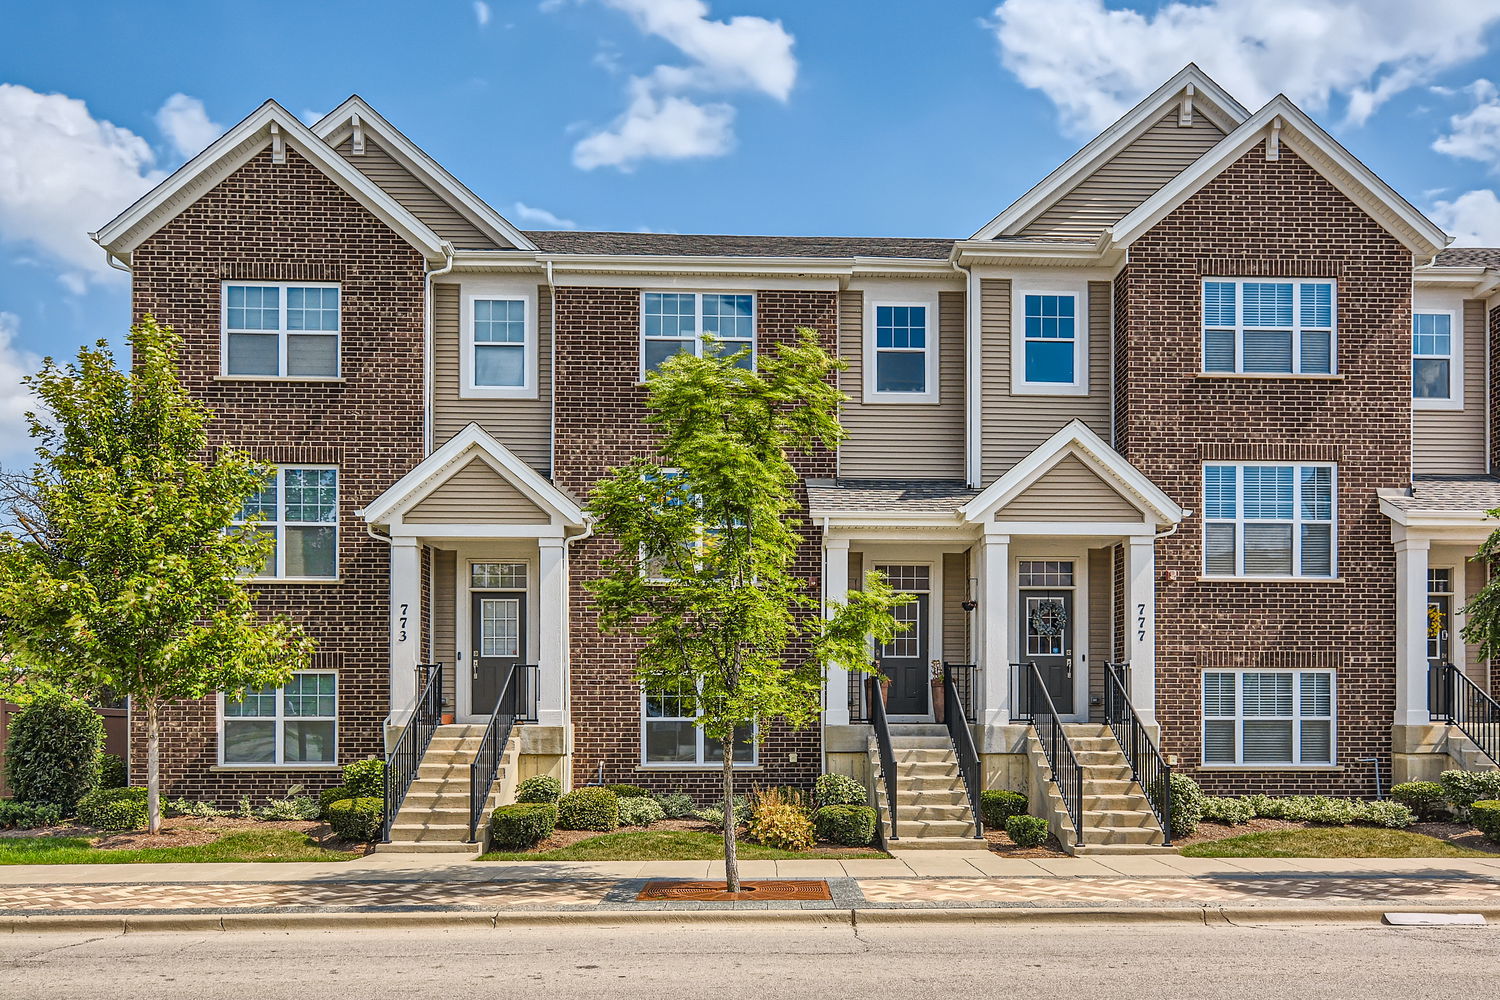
[423,243,457,456]
[104,251,131,274]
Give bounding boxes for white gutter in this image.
[423,243,456,455]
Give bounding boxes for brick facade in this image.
[1115,147,1411,795]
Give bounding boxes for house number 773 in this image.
[1136,603,1147,642]
[398,603,409,643]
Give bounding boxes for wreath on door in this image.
[1029,599,1069,637]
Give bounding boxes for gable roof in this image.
[92,100,449,263]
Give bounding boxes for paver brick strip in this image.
[855,876,1500,906]
[636,880,832,902]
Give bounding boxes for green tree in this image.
[588,330,906,890]
[0,318,314,833]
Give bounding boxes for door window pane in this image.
[480,598,520,657]
[472,562,527,589]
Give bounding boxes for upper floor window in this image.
[235,466,338,580]
[1013,289,1087,395]
[1202,279,1335,375]
[642,292,755,376]
[223,282,340,378]
[865,302,937,402]
[1203,463,1335,579]
[1413,311,1459,407]
[222,671,337,766]
[463,291,537,398]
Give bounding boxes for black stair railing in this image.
[1023,661,1085,847]
[382,663,443,843]
[1430,661,1500,767]
[941,663,984,839]
[848,670,870,724]
[867,673,900,842]
[468,664,540,843]
[1103,661,1172,846]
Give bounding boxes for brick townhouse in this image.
[89,64,1500,853]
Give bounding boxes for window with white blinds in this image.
[1202,670,1334,765]
[1203,279,1335,375]
[1203,463,1335,578]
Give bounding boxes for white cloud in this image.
[153,93,223,160]
[1430,189,1500,246]
[566,0,796,170]
[473,0,491,27]
[987,0,1500,136]
[1434,79,1500,166]
[0,313,40,469]
[510,201,578,229]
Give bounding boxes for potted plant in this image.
[930,661,945,724]
[441,697,455,726]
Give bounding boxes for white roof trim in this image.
[970,64,1249,241]
[960,420,1183,525]
[313,97,538,252]
[93,101,448,261]
[1110,95,1451,256]
[1380,496,1498,530]
[359,423,585,527]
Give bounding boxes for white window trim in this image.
[220,280,341,379]
[460,285,539,400]
[1201,278,1338,376]
[235,464,340,582]
[1412,308,1462,412]
[1201,462,1337,580]
[639,682,759,768]
[639,290,757,381]
[217,670,339,768]
[1200,668,1336,768]
[864,298,940,404]
[1012,285,1088,396]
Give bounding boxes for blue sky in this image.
[4,0,1500,463]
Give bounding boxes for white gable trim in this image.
[359,423,585,527]
[92,101,448,262]
[313,97,538,252]
[960,420,1183,525]
[1110,95,1450,256]
[970,64,1249,241]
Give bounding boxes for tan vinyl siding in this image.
[334,136,501,249]
[837,290,965,479]
[980,278,1113,483]
[432,282,553,472]
[942,551,970,663]
[1087,547,1111,722]
[404,458,550,524]
[1018,110,1226,240]
[995,454,1144,521]
[1413,299,1487,474]
[434,549,457,712]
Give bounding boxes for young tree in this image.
[0,318,314,832]
[588,330,906,890]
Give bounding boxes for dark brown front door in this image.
[1019,560,1076,716]
[875,564,930,716]
[471,591,525,717]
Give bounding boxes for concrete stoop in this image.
[374,725,519,856]
[874,725,984,851]
[1024,724,1175,857]
[1445,728,1498,772]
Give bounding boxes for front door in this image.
[1019,560,1075,716]
[470,591,526,717]
[875,564,930,716]
[1428,568,1453,672]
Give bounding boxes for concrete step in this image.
[888,724,949,738]
[394,805,470,826]
[1063,724,1110,738]
[1084,826,1166,845]
[890,773,966,792]
[886,818,976,839]
[896,760,959,777]
[895,803,973,822]
[1080,764,1133,782]
[885,836,987,851]
[890,736,952,750]
[1081,809,1160,829]
[1069,738,1120,752]
[401,792,471,810]
[388,822,473,843]
[895,788,967,807]
[373,840,480,855]
[426,735,484,752]
[893,747,954,762]
[434,725,488,738]
[417,763,473,779]
[1072,842,1179,856]
[1080,793,1146,811]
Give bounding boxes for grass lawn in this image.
[480,830,887,861]
[1181,827,1497,859]
[0,830,360,865]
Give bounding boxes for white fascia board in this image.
[537,253,857,279]
[1414,266,1495,295]
[1380,496,1497,530]
[1110,96,1451,257]
[969,64,1250,241]
[314,96,538,252]
[807,511,966,526]
[951,236,1120,268]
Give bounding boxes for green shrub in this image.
[1200,796,1255,826]
[1239,793,1413,828]
[617,796,666,827]
[326,797,383,842]
[814,773,866,808]
[516,775,562,804]
[257,785,320,821]
[1391,781,1449,821]
[747,801,814,851]
[489,803,557,849]
[76,786,147,831]
[606,783,650,798]
[557,787,618,831]
[695,806,725,827]
[1360,801,1417,829]
[1471,800,1500,842]
[1153,773,1205,838]
[979,789,1028,829]
[653,792,697,818]
[0,799,63,829]
[3,691,105,813]
[342,759,385,799]
[1439,770,1500,814]
[812,804,876,846]
[319,785,355,816]
[165,798,232,819]
[1005,814,1049,848]
[99,753,127,790]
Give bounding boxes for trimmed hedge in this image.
[979,790,1027,829]
[0,799,63,830]
[1200,796,1255,826]
[606,783,650,798]
[1005,814,1049,848]
[3,691,105,813]
[813,773,866,808]
[653,792,697,819]
[319,785,355,817]
[490,803,557,849]
[326,797,383,842]
[1439,770,1500,813]
[1391,781,1448,821]
[557,787,618,831]
[812,805,876,846]
[342,759,385,799]
[618,796,666,827]
[76,787,147,831]
[516,775,562,804]
[99,753,128,790]
[1472,800,1500,843]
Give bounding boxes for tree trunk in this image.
[146,700,161,835]
[720,734,740,892]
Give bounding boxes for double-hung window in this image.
[235,466,338,579]
[642,292,755,375]
[1203,464,1335,578]
[867,302,936,401]
[1202,669,1334,765]
[223,282,340,377]
[222,671,337,765]
[1413,311,1458,406]
[462,289,537,398]
[1012,289,1086,394]
[642,678,755,766]
[1203,279,1335,375]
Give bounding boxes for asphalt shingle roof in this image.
[1433,248,1500,267]
[523,231,957,259]
[805,479,979,514]
[1384,475,1500,513]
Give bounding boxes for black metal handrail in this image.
[1022,661,1085,846]
[867,674,900,842]
[1430,661,1500,767]
[468,664,540,843]
[1009,661,1035,723]
[942,663,984,839]
[382,663,443,843]
[849,670,870,724]
[1104,661,1172,846]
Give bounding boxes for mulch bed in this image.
[0,816,371,853]
[982,827,1069,858]
[513,818,885,857]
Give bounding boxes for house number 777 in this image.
[398,603,408,643]
[1136,603,1147,643]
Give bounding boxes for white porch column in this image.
[537,536,568,728]
[389,537,422,719]
[980,530,1011,727]
[823,538,852,726]
[1125,535,1157,725]
[1394,535,1431,727]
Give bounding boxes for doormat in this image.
[636,880,832,902]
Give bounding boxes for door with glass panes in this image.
[469,562,527,718]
